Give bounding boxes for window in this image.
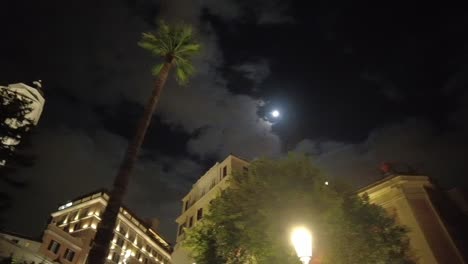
[197,208,203,220]
[143,257,149,264]
[189,216,193,228]
[47,240,61,254]
[135,251,141,259]
[128,231,135,241]
[69,211,77,221]
[210,180,216,189]
[119,224,127,235]
[116,236,124,247]
[243,166,249,173]
[222,166,227,177]
[184,200,189,211]
[81,207,89,217]
[178,222,186,236]
[111,251,120,262]
[64,248,75,261]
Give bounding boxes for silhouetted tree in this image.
[0,87,34,226]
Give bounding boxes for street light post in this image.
[291,227,313,264]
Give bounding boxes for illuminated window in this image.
[197,208,203,220]
[47,240,60,254]
[64,248,75,261]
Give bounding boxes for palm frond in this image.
[151,63,165,77]
[175,43,201,56]
[175,60,195,85]
[140,20,200,85]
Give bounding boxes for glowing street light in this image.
[271,110,280,118]
[291,227,313,264]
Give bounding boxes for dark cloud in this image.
[2,0,285,242]
[233,59,271,86]
[6,122,202,240]
[295,112,468,188]
[158,0,293,24]
[361,71,404,102]
[156,1,281,159]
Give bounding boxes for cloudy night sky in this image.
[1,1,468,242]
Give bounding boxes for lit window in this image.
[47,240,60,254]
[64,248,75,261]
[197,208,203,220]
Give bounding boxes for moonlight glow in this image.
[271,110,280,118]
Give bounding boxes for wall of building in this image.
[171,155,249,264]
[0,232,55,264]
[358,175,466,264]
[39,190,172,264]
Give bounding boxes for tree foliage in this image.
[0,87,35,225]
[138,20,201,85]
[184,154,415,264]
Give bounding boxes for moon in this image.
[271,110,280,118]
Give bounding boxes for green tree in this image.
[184,154,415,264]
[87,21,200,263]
[0,87,34,226]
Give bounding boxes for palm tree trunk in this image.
[87,60,173,264]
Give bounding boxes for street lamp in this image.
[291,227,313,264]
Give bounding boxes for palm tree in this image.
[87,21,200,263]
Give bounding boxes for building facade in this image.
[358,175,467,263]
[0,231,55,264]
[171,155,249,264]
[39,190,172,264]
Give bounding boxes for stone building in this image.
[39,189,172,264]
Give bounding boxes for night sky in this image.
[1,1,468,242]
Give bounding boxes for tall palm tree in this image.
[87,21,200,264]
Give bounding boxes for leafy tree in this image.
[0,87,34,226]
[88,21,200,263]
[184,154,415,264]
